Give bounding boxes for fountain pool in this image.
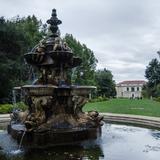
[1,122,160,160]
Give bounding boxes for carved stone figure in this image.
[35,45,45,63]
[53,37,63,51]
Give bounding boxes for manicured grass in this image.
[84,98,160,117]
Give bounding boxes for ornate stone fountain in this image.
[8,9,103,148]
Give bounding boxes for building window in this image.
[131,87,135,92]
[137,87,139,91]
[127,87,129,91]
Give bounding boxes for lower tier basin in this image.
[21,85,96,96]
[7,124,101,148]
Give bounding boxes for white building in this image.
[116,80,146,98]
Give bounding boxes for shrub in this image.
[89,96,109,103]
[0,102,27,114]
[14,102,27,111]
[0,104,13,113]
[154,97,160,102]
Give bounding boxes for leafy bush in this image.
[89,96,109,103]
[0,104,13,113]
[154,97,160,102]
[13,102,27,111]
[0,102,27,114]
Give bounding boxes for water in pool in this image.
[0,123,160,160]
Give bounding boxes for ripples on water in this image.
[1,123,160,160]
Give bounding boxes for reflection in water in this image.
[1,123,160,160]
[143,144,160,153]
[0,144,103,160]
[0,123,7,131]
[25,145,103,160]
[0,132,103,160]
[151,131,160,140]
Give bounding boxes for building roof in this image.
[117,80,146,85]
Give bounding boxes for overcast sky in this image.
[1,0,160,83]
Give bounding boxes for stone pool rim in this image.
[102,113,160,130]
[1,113,160,130]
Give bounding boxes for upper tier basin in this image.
[22,85,57,96]
[24,51,82,68]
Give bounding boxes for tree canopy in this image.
[95,68,116,97]
[0,16,46,103]
[144,58,160,97]
[64,34,98,85]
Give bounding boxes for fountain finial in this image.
[47,9,62,36]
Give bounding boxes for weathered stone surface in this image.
[8,9,103,147]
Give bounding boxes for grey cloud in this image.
[0,0,160,83]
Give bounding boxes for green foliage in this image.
[0,102,27,114]
[145,59,160,86]
[64,35,116,98]
[89,96,109,103]
[0,104,13,113]
[153,97,160,102]
[155,84,160,96]
[64,34,97,85]
[144,58,160,98]
[141,85,151,98]
[0,16,46,103]
[14,102,27,111]
[14,15,47,50]
[95,68,116,97]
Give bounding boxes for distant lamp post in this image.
[157,50,160,58]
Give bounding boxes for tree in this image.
[95,68,116,97]
[145,59,160,87]
[64,34,98,85]
[144,58,160,97]
[14,15,47,50]
[0,16,46,103]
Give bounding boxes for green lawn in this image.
[84,98,160,117]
